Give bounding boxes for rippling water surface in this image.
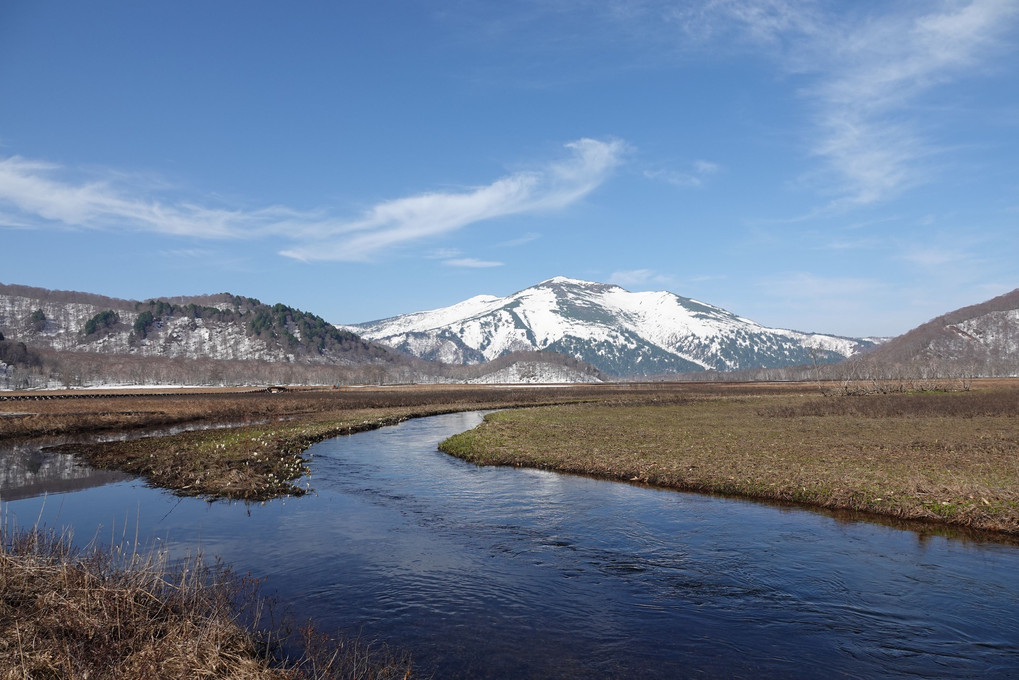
[4,411,1018,678]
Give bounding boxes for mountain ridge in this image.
[853,287,1019,376]
[0,283,383,365]
[344,276,877,377]
[0,282,607,387]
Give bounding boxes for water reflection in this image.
[3,411,1018,679]
[0,417,280,502]
[0,441,130,501]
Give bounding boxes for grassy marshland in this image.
[0,527,413,679]
[3,384,645,501]
[440,384,1019,535]
[53,407,458,501]
[4,382,1018,526]
[3,380,1018,677]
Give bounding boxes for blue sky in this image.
[1,1,1017,337]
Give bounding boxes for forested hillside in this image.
[0,284,606,388]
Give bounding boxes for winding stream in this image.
[3,411,1018,678]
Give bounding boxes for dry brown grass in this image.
[0,527,286,679]
[0,384,672,440]
[439,382,1019,537]
[5,384,693,501]
[0,527,415,680]
[55,406,479,501]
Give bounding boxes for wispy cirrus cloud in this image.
[425,247,464,259]
[0,155,300,239]
[442,257,503,268]
[672,0,1019,207]
[446,2,1015,210]
[159,248,216,259]
[497,1,1017,209]
[280,137,626,261]
[808,1,1018,207]
[497,231,541,247]
[644,159,720,189]
[0,138,625,262]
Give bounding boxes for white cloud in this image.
[159,248,215,258]
[445,2,1015,209]
[0,138,625,263]
[442,257,504,268]
[0,155,300,239]
[426,247,464,259]
[644,159,720,189]
[806,2,1019,207]
[279,137,626,261]
[0,210,35,229]
[693,159,720,175]
[822,236,883,252]
[660,1,1019,206]
[736,1,1014,207]
[497,231,541,247]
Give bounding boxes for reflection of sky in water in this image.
[4,411,1019,680]
[0,418,274,503]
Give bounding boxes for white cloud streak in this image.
[280,138,626,261]
[811,1,1018,207]
[0,155,300,239]
[159,248,216,259]
[474,1,1016,208]
[644,159,720,189]
[0,138,625,262]
[675,0,1019,207]
[497,231,541,248]
[442,257,504,268]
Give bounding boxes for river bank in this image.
[4,400,1018,678]
[0,384,688,677]
[439,383,1019,537]
[0,527,413,679]
[2,384,663,501]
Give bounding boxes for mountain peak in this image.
[540,276,599,286]
[531,276,623,297]
[348,277,874,376]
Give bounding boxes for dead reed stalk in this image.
[0,527,415,679]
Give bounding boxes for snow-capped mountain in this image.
[0,282,607,387]
[344,277,877,376]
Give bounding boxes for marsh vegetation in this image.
[3,380,1018,677]
[0,527,414,679]
[440,380,1019,535]
[1,384,634,500]
[4,381,1017,531]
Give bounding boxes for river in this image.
[3,411,1018,678]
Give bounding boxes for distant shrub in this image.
[83,310,120,336]
[133,310,155,338]
[30,308,46,331]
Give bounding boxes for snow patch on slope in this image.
[466,361,602,384]
[345,277,876,376]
